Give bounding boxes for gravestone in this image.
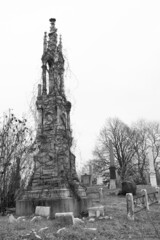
[88,206,104,218]
[81,174,91,186]
[55,212,74,226]
[16,18,87,218]
[148,147,157,187]
[109,140,116,189]
[35,206,50,218]
[97,176,103,185]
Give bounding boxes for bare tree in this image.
[147,121,160,171]
[0,110,33,214]
[92,117,160,185]
[131,120,160,184]
[132,120,150,184]
[92,118,137,181]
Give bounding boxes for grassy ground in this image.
[0,194,160,240]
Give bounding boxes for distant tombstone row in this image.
[81,140,117,187]
[81,144,158,189]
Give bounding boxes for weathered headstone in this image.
[148,147,157,187]
[55,212,74,226]
[141,189,149,210]
[97,176,103,185]
[16,18,87,218]
[126,193,134,220]
[35,206,50,218]
[99,188,103,202]
[109,140,116,189]
[73,217,84,225]
[8,214,17,223]
[81,174,91,186]
[87,191,100,207]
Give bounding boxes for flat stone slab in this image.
[55,212,74,226]
[35,206,50,217]
[88,205,104,218]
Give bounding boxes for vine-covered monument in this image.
[16,18,87,218]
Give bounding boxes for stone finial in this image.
[50,18,56,23]
[43,32,47,53]
[48,18,57,51]
[49,18,56,33]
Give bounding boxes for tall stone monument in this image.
[148,147,157,187]
[16,18,87,217]
[109,139,116,189]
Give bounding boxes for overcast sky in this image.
[0,0,160,170]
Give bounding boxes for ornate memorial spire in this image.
[16,18,87,218]
[41,19,65,96]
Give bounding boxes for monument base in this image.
[16,197,88,218]
[109,179,116,189]
[16,187,88,218]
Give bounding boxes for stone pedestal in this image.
[16,187,87,218]
[16,196,88,218]
[16,197,88,218]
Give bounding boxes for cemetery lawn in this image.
[0,195,160,240]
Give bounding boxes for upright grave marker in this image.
[148,147,157,187]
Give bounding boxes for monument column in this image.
[148,147,157,187]
[89,165,93,186]
[109,139,116,189]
